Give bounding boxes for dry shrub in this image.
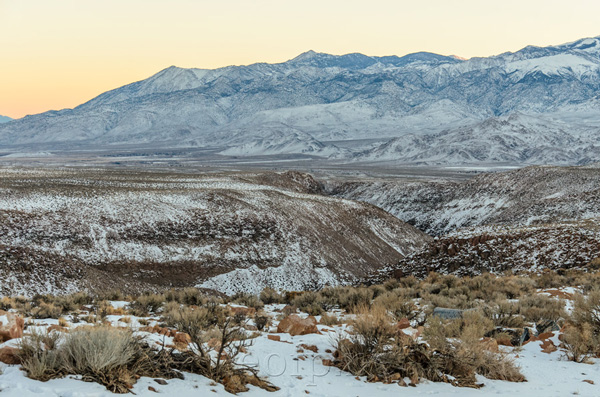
[518,294,565,323]
[484,301,526,328]
[19,327,181,393]
[259,287,284,305]
[571,291,600,332]
[423,311,524,384]
[319,312,341,326]
[562,323,598,363]
[383,278,401,291]
[535,271,566,289]
[562,291,600,362]
[31,302,63,319]
[421,292,474,310]
[164,302,277,393]
[231,293,264,311]
[95,301,126,320]
[373,290,420,321]
[337,287,374,313]
[292,291,328,315]
[165,288,207,306]
[130,294,165,316]
[96,290,124,301]
[334,304,523,388]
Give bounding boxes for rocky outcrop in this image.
[277,315,319,336]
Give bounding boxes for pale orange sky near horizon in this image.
[1,0,599,119]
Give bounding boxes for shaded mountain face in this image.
[0,115,12,124]
[1,36,600,165]
[0,168,430,296]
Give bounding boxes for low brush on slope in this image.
[0,168,430,296]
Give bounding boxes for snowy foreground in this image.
[1,300,598,397]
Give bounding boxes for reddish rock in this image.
[173,332,191,347]
[495,336,513,347]
[0,346,21,365]
[396,318,410,330]
[0,311,24,342]
[480,337,499,353]
[267,334,281,341]
[277,314,319,336]
[583,379,595,385]
[229,306,256,317]
[300,344,318,353]
[529,332,554,342]
[47,324,68,333]
[540,339,557,354]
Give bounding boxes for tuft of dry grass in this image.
[319,312,341,326]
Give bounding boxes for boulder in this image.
[0,346,21,365]
[535,320,560,335]
[0,310,24,342]
[277,314,319,336]
[480,337,499,353]
[396,318,411,330]
[432,307,463,320]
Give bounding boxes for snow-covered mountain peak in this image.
[3,35,600,166]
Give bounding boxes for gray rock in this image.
[432,307,464,319]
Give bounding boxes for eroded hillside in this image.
[0,168,429,296]
[330,165,600,235]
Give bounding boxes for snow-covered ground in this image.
[1,297,598,397]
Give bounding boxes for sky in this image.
[1,0,599,119]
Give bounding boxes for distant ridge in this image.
[1,36,600,166]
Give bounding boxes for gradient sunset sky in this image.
[2,0,599,119]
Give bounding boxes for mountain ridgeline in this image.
[1,37,600,165]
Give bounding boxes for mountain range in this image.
[0,115,12,124]
[1,36,600,166]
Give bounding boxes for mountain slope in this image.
[369,218,600,282]
[1,36,600,165]
[354,113,600,165]
[0,115,12,124]
[330,164,600,235]
[0,168,430,296]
